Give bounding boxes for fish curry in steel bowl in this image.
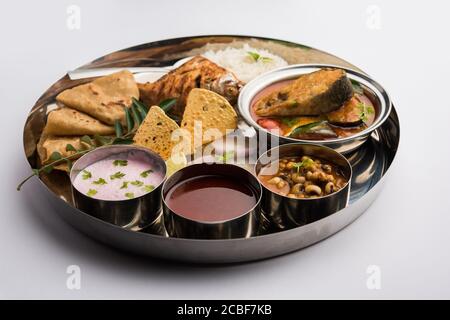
[250,68,376,141]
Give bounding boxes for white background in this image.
[1,0,450,299]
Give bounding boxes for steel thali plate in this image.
[22,35,400,263]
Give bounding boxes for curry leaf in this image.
[49,152,62,161]
[159,98,177,112]
[112,137,134,145]
[94,134,111,146]
[80,135,94,146]
[130,103,143,125]
[280,117,300,127]
[132,98,148,119]
[65,159,73,170]
[65,144,77,152]
[351,79,364,95]
[124,107,134,132]
[42,166,54,174]
[114,120,123,138]
[288,121,326,137]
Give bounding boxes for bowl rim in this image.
[254,142,353,201]
[238,63,392,145]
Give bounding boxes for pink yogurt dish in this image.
[72,149,165,201]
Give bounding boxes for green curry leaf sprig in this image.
[16,99,155,191]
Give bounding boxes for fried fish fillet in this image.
[138,56,243,118]
[254,68,353,117]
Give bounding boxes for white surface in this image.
[1,0,450,299]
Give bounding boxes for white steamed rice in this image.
[202,44,288,83]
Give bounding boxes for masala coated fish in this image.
[138,56,243,118]
[254,68,354,117]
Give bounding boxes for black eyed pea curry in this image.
[257,155,347,199]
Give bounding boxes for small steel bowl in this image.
[255,143,352,230]
[162,163,262,239]
[70,145,166,231]
[238,64,392,154]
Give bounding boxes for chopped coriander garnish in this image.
[247,51,272,63]
[130,180,144,187]
[87,189,97,197]
[358,103,375,123]
[110,171,125,180]
[247,51,260,61]
[124,192,134,199]
[292,158,315,173]
[93,177,107,185]
[142,185,155,193]
[82,170,92,180]
[140,169,153,178]
[120,181,129,189]
[113,159,128,167]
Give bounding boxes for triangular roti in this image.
[45,107,115,136]
[56,70,139,125]
[181,88,237,150]
[133,106,180,160]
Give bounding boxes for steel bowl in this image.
[255,143,352,230]
[238,64,392,154]
[70,145,166,231]
[162,163,262,239]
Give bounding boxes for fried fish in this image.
[254,68,353,117]
[138,56,243,118]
